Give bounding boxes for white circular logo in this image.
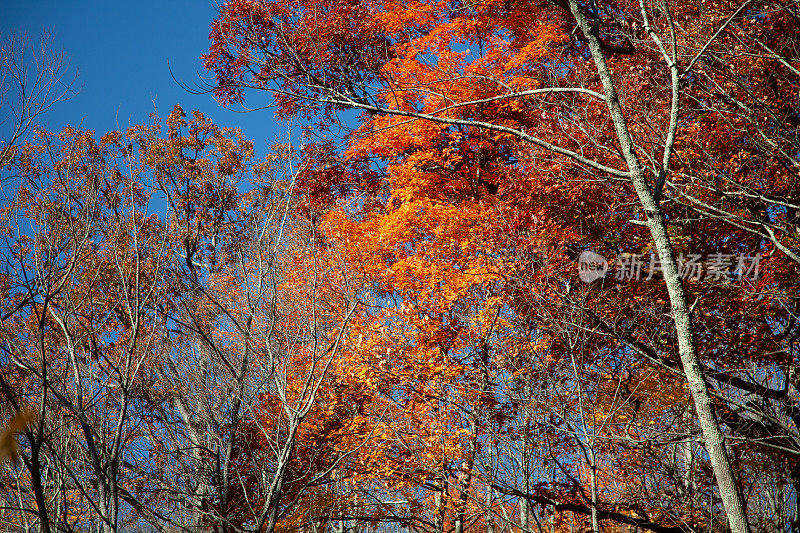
[578,251,608,283]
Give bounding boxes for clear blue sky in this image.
[1,0,283,153]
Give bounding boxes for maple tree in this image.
[204,0,799,531]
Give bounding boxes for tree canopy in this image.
[2,2,799,532]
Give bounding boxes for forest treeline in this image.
[1,0,799,531]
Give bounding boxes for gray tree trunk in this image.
[566,2,752,531]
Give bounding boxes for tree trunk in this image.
[566,2,751,531]
[589,449,600,533]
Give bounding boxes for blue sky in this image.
[1,0,283,153]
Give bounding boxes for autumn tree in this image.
[204,0,800,531]
[0,106,368,533]
[0,122,174,532]
[145,109,368,533]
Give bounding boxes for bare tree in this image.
[0,30,78,168]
